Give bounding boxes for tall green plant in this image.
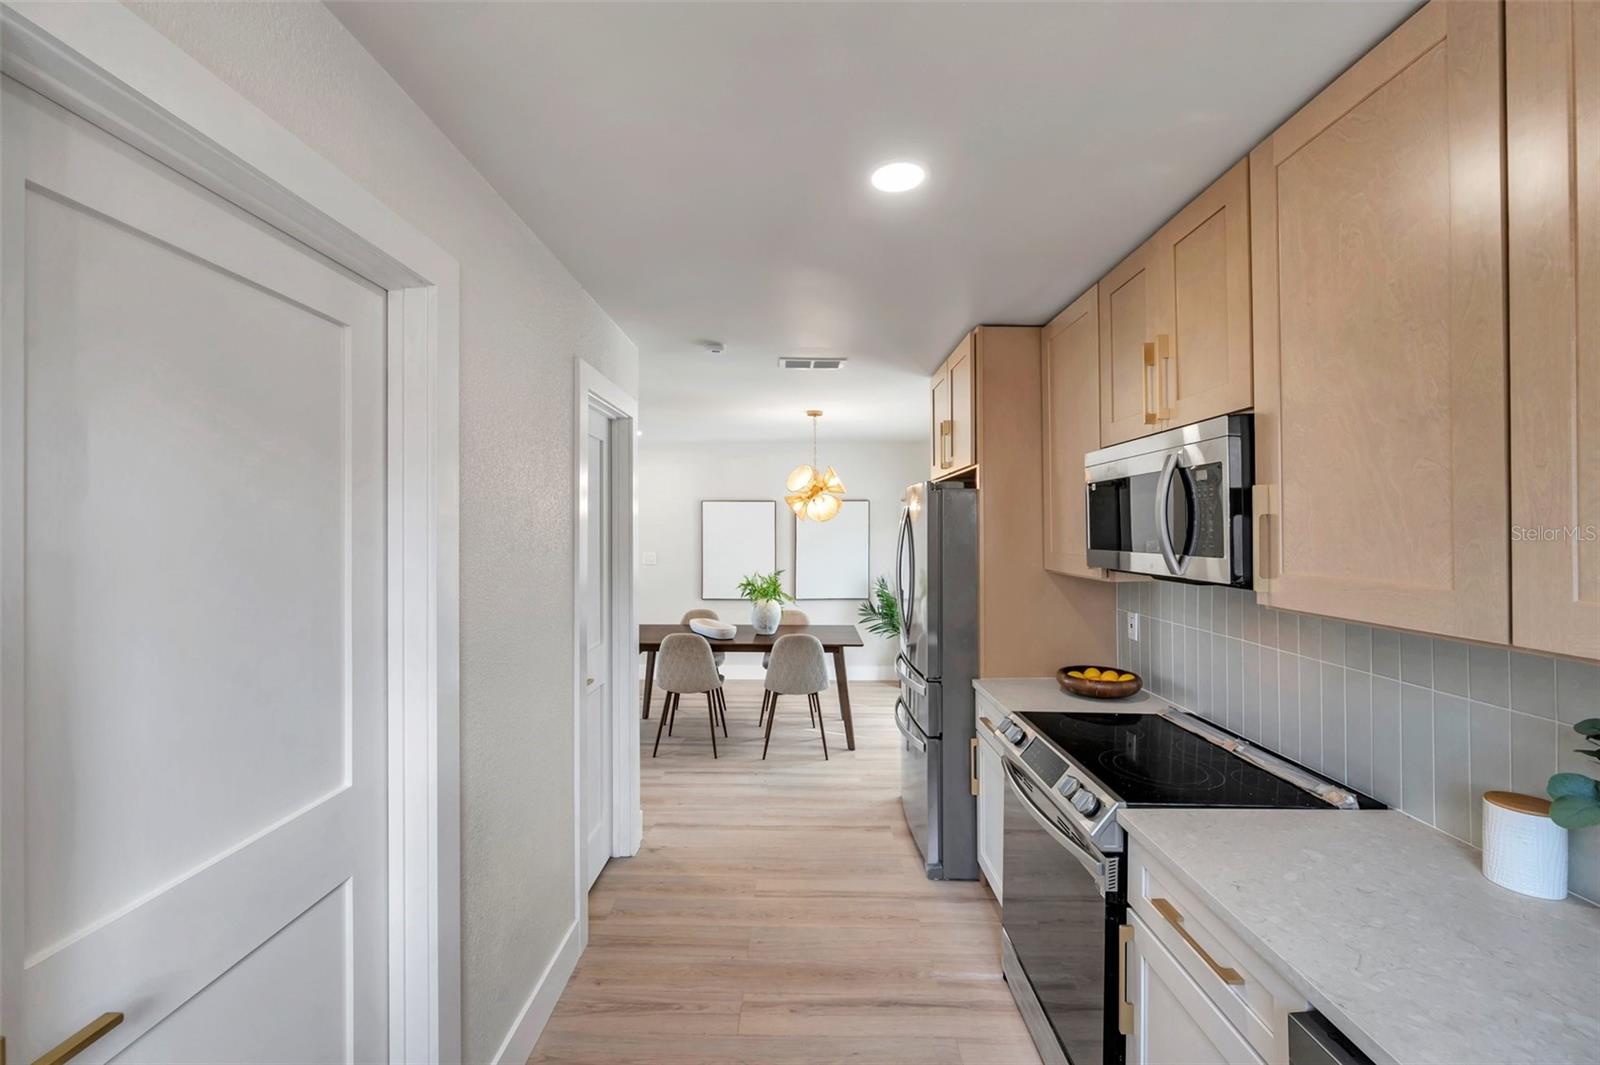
[857,576,902,638]
[1548,718,1600,829]
[736,570,793,605]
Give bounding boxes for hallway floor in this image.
[528,679,1041,1064]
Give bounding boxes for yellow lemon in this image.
[1084,667,1103,679]
[1067,670,1085,679]
[1119,672,1136,682]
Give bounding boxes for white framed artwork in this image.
[794,499,869,600]
[701,500,777,599]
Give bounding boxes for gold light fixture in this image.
[786,410,846,522]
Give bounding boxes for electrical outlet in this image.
[642,551,658,566]
[1126,613,1140,642]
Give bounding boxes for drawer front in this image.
[1128,910,1266,1065]
[1130,844,1306,1065]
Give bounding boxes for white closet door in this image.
[1,78,388,1062]
[579,410,613,889]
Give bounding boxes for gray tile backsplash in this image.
[1115,581,1600,903]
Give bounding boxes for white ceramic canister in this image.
[1481,791,1568,900]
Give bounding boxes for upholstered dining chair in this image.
[760,633,829,761]
[653,633,728,758]
[760,607,810,669]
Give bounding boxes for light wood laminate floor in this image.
[528,679,1042,1064]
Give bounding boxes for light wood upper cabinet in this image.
[1043,287,1109,579]
[1250,0,1508,643]
[947,333,976,471]
[1507,0,1600,660]
[1099,238,1159,446]
[1151,159,1252,428]
[1100,162,1252,447]
[931,330,977,479]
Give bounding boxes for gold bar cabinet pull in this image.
[1117,924,1134,1035]
[1150,898,1244,985]
[32,1013,123,1065]
[1141,342,1158,424]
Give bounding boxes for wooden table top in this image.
[639,623,864,651]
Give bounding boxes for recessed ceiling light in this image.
[870,161,926,193]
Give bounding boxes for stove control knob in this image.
[1004,726,1026,745]
[1070,789,1101,817]
[1056,775,1080,799]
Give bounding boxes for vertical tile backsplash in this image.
[1115,581,1600,904]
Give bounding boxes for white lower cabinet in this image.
[1128,910,1266,1065]
[975,733,1004,900]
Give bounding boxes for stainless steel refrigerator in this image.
[893,480,979,880]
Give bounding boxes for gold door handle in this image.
[939,420,954,468]
[1252,486,1274,597]
[969,737,979,797]
[586,676,595,686]
[33,1013,124,1065]
[1118,924,1134,1035]
[1150,898,1243,985]
[1142,342,1158,425]
[1155,333,1173,420]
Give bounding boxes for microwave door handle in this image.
[1003,762,1108,894]
[1155,452,1184,575]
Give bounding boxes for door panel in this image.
[2,78,388,1059]
[1507,0,1600,659]
[930,369,952,476]
[948,333,976,471]
[580,414,613,888]
[1043,288,1107,578]
[1155,159,1252,427]
[1100,243,1157,446]
[1250,0,1508,641]
[1127,912,1263,1065]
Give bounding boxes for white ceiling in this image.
[332,1,1417,443]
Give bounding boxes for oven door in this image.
[1084,431,1242,585]
[1001,761,1124,1065]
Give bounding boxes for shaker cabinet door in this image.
[1507,0,1600,660]
[948,332,977,471]
[1099,240,1159,446]
[1250,0,1508,642]
[1043,288,1107,578]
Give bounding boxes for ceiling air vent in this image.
[779,357,848,371]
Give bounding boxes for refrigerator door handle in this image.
[895,506,915,635]
[894,697,927,752]
[895,653,927,695]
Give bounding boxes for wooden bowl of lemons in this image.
[1057,665,1142,700]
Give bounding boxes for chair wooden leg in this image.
[652,692,674,757]
[706,692,719,758]
[812,693,828,760]
[762,694,778,759]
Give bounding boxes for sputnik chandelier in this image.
[785,410,846,522]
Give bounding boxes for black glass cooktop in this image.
[1017,711,1384,810]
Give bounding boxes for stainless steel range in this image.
[986,707,1381,1065]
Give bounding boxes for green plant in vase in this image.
[738,570,793,635]
[857,576,902,638]
[1547,718,1600,829]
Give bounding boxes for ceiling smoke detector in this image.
[779,356,848,371]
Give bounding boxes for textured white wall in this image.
[637,439,926,679]
[123,3,638,1059]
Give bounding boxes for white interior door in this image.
[0,78,389,1062]
[579,407,613,889]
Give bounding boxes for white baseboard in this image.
[490,919,581,1065]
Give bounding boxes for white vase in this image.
[1481,791,1568,900]
[750,599,781,635]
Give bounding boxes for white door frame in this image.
[0,5,462,1061]
[572,359,640,936]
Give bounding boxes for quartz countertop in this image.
[1119,807,1600,1065]
[972,676,1166,716]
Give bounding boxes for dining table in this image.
[638,623,866,750]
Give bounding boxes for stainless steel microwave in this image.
[1083,414,1253,586]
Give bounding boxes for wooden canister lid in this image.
[1484,790,1551,816]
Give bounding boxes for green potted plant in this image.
[857,576,902,638]
[1548,718,1600,829]
[737,570,793,634]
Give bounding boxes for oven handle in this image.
[894,697,927,753]
[1003,761,1109,895]
[1155,452,1193,577]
